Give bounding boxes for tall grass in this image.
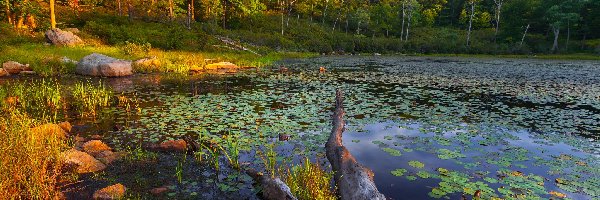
[0,110,70,199]
[0,79,64,121]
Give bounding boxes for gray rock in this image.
[76,53,133,77]
[45,28,83,46]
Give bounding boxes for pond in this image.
[13,56,600,199]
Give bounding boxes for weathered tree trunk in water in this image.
[326,89,386,200]
[246,169,298,200]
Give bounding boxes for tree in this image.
[545,0,582,53]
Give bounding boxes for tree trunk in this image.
[520,23,529,48]
[280,0,284,35]
[466,2,475,47]
[356,20,361,35]
[405,6,412,41]
[400,1,405,41]
[493,0,502,43]
[50,0,56,29]
[322,0,328,24]
[565,21,570,51]
[5,0,11,24]
[187,3,192,29]
[190,0,194,20]
[168,0,174,20]
[118,0,122,16]
[345,15,349,33]
[326,89,386,200]
[551,25,560,53]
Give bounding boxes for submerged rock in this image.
[2,61,31,74]
[76,53,133,77]
[61,149,107,173]
[82,140,112,157]
[149,187,168,196]
[45,28,83,46]
[95,150,123,165]
[158,139,187,153]
[93,183,126,200]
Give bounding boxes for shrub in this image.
[121,41,152,56]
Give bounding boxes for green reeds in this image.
[72,80,113,117]
[283,158,336,200]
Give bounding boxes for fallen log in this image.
[326,89,386,200]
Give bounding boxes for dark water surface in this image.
[4,56,599,199]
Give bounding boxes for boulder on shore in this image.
[45,28,83,46]
[76,53,133,77]
[2,61,31,74]
[93,183,126,200]
[61,149,107,173]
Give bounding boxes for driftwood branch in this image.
[326,89,386,200]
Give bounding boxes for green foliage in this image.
[121,41,151,56]
[283,158,336,200]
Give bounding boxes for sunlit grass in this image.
[283,158,336,200]
[0,79,64,121]
[0,110,70,199]
[72,81,113,117]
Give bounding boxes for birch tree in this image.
[465,0,479,47]
[492,0,504,43]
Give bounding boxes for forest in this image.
[3,0,600,55]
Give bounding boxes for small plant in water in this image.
[175,155,185,183]
[218,134,240,170]
[256,143,279,178]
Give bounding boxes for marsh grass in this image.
[0,110,70,199]
[218,136,241,170]
[0,79,64,121]
[283,158,336,200]
[72,81,113,117]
